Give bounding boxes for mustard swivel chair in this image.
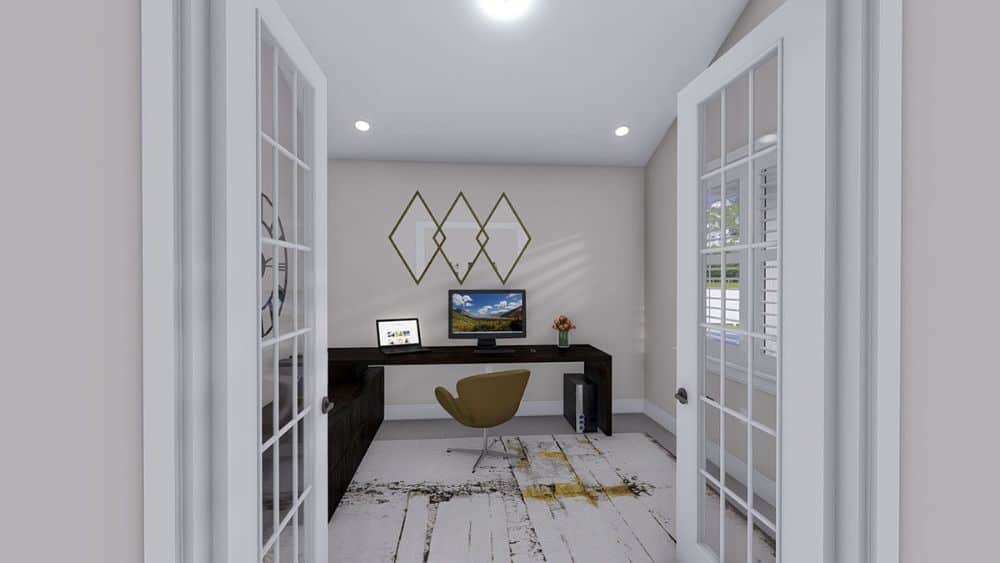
[435,369,531,472]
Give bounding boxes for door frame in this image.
[141,1,902,563]
[141,1,330,562]
[670,1,902,562]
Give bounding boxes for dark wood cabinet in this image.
[327,366,383,518]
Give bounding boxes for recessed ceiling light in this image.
[479,0,532,21]
[757,133,778,145]
[615,125,631,137]
[354,120,371,132]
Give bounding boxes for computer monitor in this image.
[448,289,527,348]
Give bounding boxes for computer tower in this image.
[563,373,596,433]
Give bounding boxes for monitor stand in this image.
[473,338,514,354]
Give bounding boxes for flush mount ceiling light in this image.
[614,125,631,137]
[479,0,532,21]
[354,120,371,132]
[757,133,778,145]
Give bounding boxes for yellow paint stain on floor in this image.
[601,484,636,498]
[537,451,569,462]
[522,479,635,507]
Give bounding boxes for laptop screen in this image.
[377,319,421,348]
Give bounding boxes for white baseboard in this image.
[642,399,677,433]
[385,398,645,421]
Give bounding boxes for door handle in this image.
[674,388,689,405]
[321,396,334,415]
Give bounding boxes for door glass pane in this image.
[751,336,777,430]
[278,338,294,430]
[703,178,723,248]
[278,153,295,245]
[261,145,276,237]
[296,416,306,499]
[262,344,276,444]
[704,402,721,482]
[296,251,308,330]
[752,427,778,525]
[296,336,307,414]
[753,154,780,245]
[277,520,295,563]
[279,426,295,521]
[724,250,745,330]
[753,246,779,336]
[723,494,748,563]
[276,51,295,152]
[699,48,781,562]
[271,247,290,341]
[725,72,751,163]
[262,444,275,544]
[725,333,748,415]
[724,173,744,246]
[260,39,275,139]
[701,479,722,558]
[753,54,779,152]
[277,250,293,339]
[296,505,306,563]
[259,20,315,562]
[723,412,748,500]
[296,165,309,247]
[704,253,723,325]
[703,328,721,403]
[702,92,722,173]
[261,242,276,339]
[296,86,307,162]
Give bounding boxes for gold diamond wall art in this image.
[388,191,532,285]
[388,191,442,285]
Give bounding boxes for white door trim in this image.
[141,1,217,562]
[870,1,902,561]
[141,0,182,561]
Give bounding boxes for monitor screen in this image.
[377,318,421,347]
[449,290,526,338]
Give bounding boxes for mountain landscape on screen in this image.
[450,292,525,333]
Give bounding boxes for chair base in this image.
[446,430,524,472]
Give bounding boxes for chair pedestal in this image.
[446,429,523,472]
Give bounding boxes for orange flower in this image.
[552,315,576,332]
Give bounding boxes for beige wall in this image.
[2,1,142,562]
[329,161,645,408]
[643,0,785,417]
[901,1,1000,560]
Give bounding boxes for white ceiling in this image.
[278,0,748,167]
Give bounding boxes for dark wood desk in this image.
[328,344,614,435]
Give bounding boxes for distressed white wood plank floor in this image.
[328,433,774,563]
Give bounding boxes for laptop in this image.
[376,318,430,355]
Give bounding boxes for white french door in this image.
[676,2,835,562]
[214,1,327,562]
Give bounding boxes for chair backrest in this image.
[455,369,530,428]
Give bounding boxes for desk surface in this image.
[328,344,611,366]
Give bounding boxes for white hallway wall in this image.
[328,160,645,415]
[901,0,1000,560]
[3,1,142,562]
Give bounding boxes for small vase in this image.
[558,330,570,348]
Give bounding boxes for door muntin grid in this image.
[258,19,315,563]
[697,47,781,563]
